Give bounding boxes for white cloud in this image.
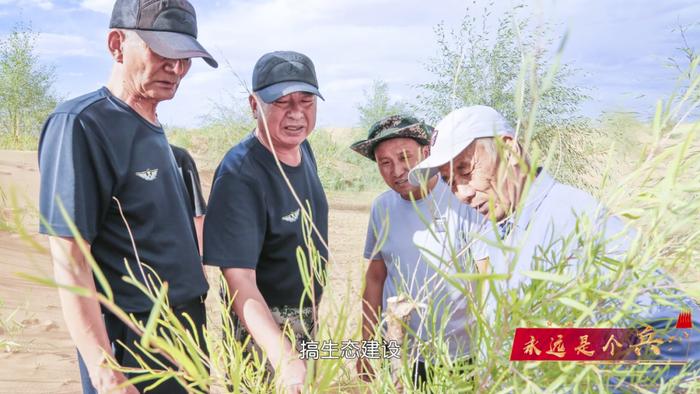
[323,78,374,94]
[542,0,700,117]
[35,0,51,9]
[118,0,700,126]
[0,0,53,9]
[1,0,697,126]
[35,33,103,57]
[79,0,112,13]
[169,0,471,127]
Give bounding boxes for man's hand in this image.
[49,236,136,393]
[221,267,307,392]
[279,357,306,393]
[91,365,139,394]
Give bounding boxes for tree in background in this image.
[669,23,698,81]
[0,23,58,141]
[417,3,598,190]
[166,90,255,168]
[356,80,408,130]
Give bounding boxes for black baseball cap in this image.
[109,0,218,68]
[252,51,323,103]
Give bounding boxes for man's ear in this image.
[421,144,430,159]
[248,94,258,119]
[107,30,125,63]
[501,136,522,166]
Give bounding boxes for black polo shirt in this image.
[203,133,328,308]
[38,87,208,313]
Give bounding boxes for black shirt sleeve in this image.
[203,169,266,268]
[38,112,116,242]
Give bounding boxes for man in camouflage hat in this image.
[350,115,482,387]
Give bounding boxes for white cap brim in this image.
[408,105,514,186]
[408,136,477,186]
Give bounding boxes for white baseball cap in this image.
[408,105,514,186]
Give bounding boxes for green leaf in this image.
[521,270,573,285]
[452,272,510,281]
[558,297,594,316]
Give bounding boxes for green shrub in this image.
[356,80,409,130]
[0,132,37,150]
[416,2,599,191]
[0,23,58,140]
[308,129,385,192]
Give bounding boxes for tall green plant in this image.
[356,80,408,130]
[417,3,587,127]
[307,129,386,192]
[0,23,58,140]
[417,2,597,190]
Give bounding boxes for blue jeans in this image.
[77,350,97,394]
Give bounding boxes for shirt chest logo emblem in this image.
[282,208,300,223]
[433,216,447,233]
[135,168,159,181]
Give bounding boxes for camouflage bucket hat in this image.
[350,115,434,161]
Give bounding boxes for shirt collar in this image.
[502,168,556,232]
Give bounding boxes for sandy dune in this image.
[0,151,81,393]
[0,232,80,393]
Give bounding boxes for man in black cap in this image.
[38,1,217,393]
[204,50,328,393]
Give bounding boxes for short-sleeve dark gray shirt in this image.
[203,133,328,308]
[38,87,208,313]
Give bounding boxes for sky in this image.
[0,0,698,128]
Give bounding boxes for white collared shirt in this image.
[364,179,483,358]
[471,170,633,293]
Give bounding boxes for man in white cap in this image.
[39,1,217,392]
[350,114,479,387]
[409,105,639,284]
[409,105,699,385]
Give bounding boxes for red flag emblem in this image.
[676,309,693,329]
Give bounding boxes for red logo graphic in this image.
[676,309,693,329]
[510,328,637,362]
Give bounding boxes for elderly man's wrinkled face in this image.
[374,137,428,200]
[252,92,317,152]
[438,137,515,221]
[121,32,191,102]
